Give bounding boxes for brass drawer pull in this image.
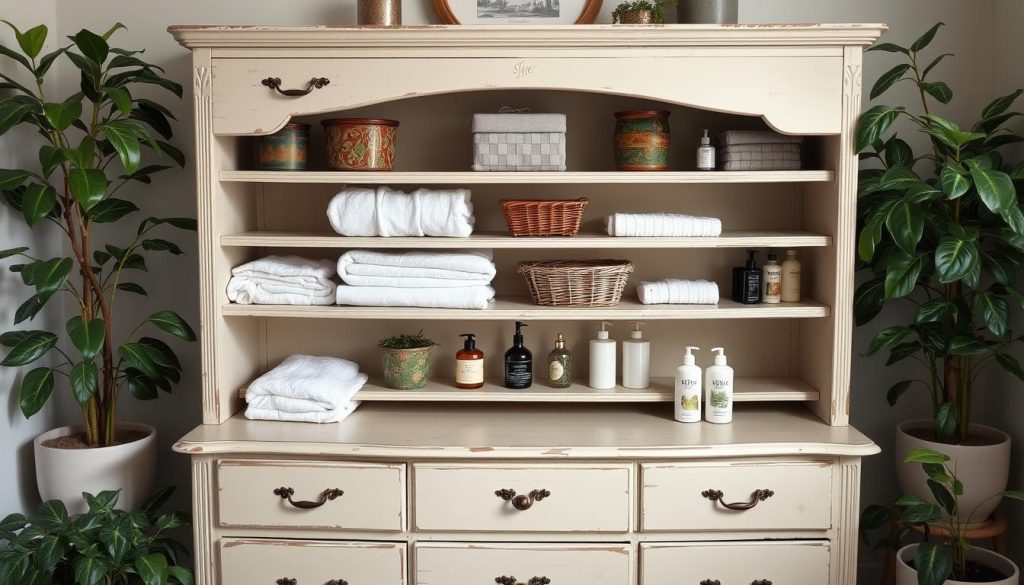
[496,576,551,585]
[701,488,774,511]
[261,76,330,97]
[495,488,550,511]
[752,581,773,585]
[700,581,720,585]
[327,580,349,585]
[273,486,344,509]
[277,579,297,585]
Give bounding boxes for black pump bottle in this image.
[504,321,533,389]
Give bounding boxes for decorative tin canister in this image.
[256,123,310,170]
[322,118,399,171]
[358,0,402,25]
[614,110,671,171]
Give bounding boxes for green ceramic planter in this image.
[381,346,433,390]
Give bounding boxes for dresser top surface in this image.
[174,403,878,459]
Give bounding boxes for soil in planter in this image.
[908,560,1008,583]
[906,426,1003,446]
[42,429,149,449]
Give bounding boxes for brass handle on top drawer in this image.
[701,488,774,511]
[273,486,344,509]
[327,580,349,585]
[261,77,330,97]
[699,581,720,585]
[752,581,773,585]
[495,488,550,511]
[277,579,297,585]
[496,576,551,585]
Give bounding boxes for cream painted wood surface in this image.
[217,460,405,530]
[219,538,407,585]
[640,460,832,531]
[640,541,830,585]
[413,463,631,532]
[415,543,631,585]
[219,169,835,184]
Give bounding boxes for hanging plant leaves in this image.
[19,367,54,417]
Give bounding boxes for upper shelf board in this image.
[219,170,834,185]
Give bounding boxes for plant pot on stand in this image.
[897,544,1019,585]
[382,347,434,390]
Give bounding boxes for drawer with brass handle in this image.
[415,543,630,585]
[641,541,828,585]
[220,538,406,585]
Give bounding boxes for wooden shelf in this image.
[221,297,829,320]
[219,170,834,185]
[221,230,831,249]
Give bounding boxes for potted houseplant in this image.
[378,330,436,390]
[0,487,194,585]
[612,0,675,24]
[856,22,1024,524]
[862,448,1023,585]
[0,22,194,513]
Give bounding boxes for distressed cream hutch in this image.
[170,24,885,585]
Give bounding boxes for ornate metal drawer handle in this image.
[496,576,550,585]
[273,486,344,509]
[327,580,349,585]
[495,488,550,511]
[701,488,775,511]
[700,580,720,585]
[752,580,773,585]
[261,77,330,97]
[277,579,296,585]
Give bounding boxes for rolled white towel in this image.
[327,187,475,237]
[338,250,496,288]
[637,279,720,305]
[245,401,360,424]
[605,213,722,237]
[245,355,368,412]
[336,285,495,310]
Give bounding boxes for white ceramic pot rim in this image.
[34,422,156,452]
[898,419,1010,448]
[898,543,1020,582]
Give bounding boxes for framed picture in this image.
[433,0,602,24]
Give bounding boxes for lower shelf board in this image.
[238,377,820,403]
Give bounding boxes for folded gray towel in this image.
[720,143,802,155]
[717,130,803,146]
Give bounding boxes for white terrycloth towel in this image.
[717,130,804,146]
[605,213,722,237]
[327,187,475,238]
[337,250,496,288]
[637,279,720,305]
[336,285,496,309]
[245,402,359,424]
[245,355,367,423]
[227,256,337,306]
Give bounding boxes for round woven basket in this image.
[517,260,634,306]
[500,198,589,237]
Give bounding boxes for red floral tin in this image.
[322,118,399,171]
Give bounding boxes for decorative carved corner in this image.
[194,65,211,99]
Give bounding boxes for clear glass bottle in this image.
[547,332,572,388]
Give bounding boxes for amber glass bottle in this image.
[455,333,485,389]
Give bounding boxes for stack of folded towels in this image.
[337,250,496,309]
[227,256,337,306]
[718,131,803,171]
[327,187,475,237]
[245,355,367,423]
[637,279,720,305]
[605,213,722,237]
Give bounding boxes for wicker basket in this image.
[500,199,589,237]
[517,260,634,307]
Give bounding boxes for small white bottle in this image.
[697,129,716,171]
[674,346,702,423]
[781,249,802,302]
[705,347,734,424]
[762,250,782,304]
[589,321,616,390]
[622,321,650,389]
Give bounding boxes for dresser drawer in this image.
[641,541,829,585]
[221,538,406,585]
[413,463,631,532]
[217,459,405,530]
[415,543,630,585]
[640,461,831,531]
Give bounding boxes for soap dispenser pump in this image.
[705,347,734,424]
[455,333,485,389]
[622,322,650,389]
[732,250,762,304]
[504,321,533,389]
[589,321,616,390]
[674,346,702,423]
[697,129,716,171]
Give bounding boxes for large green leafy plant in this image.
[0,488,193,585]
[856,23,1024,444]
[0,22,195,447]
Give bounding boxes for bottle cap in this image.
[513,321,527,344]
[597,321,613,340]
[701,129,711,146]
[786,250,797,257]
[460,333,476,350]
[630,321,644,339]
[745,250,758,269]
[555,332,566,349]
[767,249,778,262]
[711,346,727,366]
[683,346,699,366]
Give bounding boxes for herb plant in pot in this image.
[379,331,436,390]
[856,23,1024,526]
[612,0,675,24]
[0,23,193,513]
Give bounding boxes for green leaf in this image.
[949,336,986,356]
[34,46,65,77]
[901,502,943,524]
[120,343,160,378]
[871,64,911,100]
[1002,205,1024,235]
[0,512,26,531]
[116,282,147,296]
[971,166,1016,213]
[859,210,886,262]
[935,237,978,283]
[131,105,172,140]
[1,331,57,367]
[856,106,903,152]
[168,566,193,585]
[21,184,56,226]
[88,198,138,223]
[124,368,158,400]
[927,479,955,515]
[982,88,1023,119]
[920,81,953,104]
[65,136,95,168]
[1003,490,1024,502]
[68,168,107,211]
[916,299,954,324]
[155,511,188,531]
[0,99,33,135]
[42,100,82,132]
[38,145,65,179]
[854,278,885,326]
[32,257,72,298]
[73,555,109,585]
[83,490,120,513]
[138,337,181,372]
[867,326,911,356]
[884,251,924,299]
[34,535,65,572]
[915,542,953,585]
[922,463,950,484]
[67,316,105,361]
[98,517,130,564]
[71,29,108,63]
[19,367,54,418]
[0,169,31,190]
[153,140,185,167]
[940,165,970,199]
[995,352,1024,383]
[104,86,131,114]
[70,362,98,405]
[142,239,183,255]
[102,120,146,174]
[867,42,909,55]
[884,138,913,168]
[886,200,925,254]
[135,553,168,585]
[887,380,913,406]
[922,53,954,78]
[13,24,47,59]
[14,295,46,324]
[935,403,959,440]
[975,293,1009,337]
[905,447,950,464]
[911,22,944,52]
[0,247,28,262]
[147,311,196,341]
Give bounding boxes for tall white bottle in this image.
[674,346,702,423]
[622,322,650,389]
[589,321,616,390]
[705,347,734,424]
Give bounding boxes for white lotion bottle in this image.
[705,347,734,424]
[674,346,702,423]
[622,321,650,389]
[589,321,616,390]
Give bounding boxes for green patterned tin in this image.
[382,346,433,390]
[257,123,309,171]
[614,110,671,171]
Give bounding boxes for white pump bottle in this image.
[589,321,616,390]
[622,322,650,389]
[705,347,734,424]
[674,346,701,423]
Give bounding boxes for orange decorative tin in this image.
[322,118,399,171]
[256,123,310,171]
[614,110,671,171]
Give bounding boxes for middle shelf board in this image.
[219,170,835,185]
[221,231,832,249]
[221,297,830,320]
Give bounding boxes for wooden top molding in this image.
[168,24,887,49]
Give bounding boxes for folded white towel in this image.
[637,279,720,305]
[336,285,496,309]
[717,130,804,146]
[227,256,337,305]
[245,402,360,424]
[605,213,722,237]
[245,354,368,412]
[327,187,475,238]
[338,250,496,288]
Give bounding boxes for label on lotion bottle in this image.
[456,360,484,385]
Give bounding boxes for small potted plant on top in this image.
[612,0,675,23]
[378,330,437,390]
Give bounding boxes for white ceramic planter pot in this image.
[897,544,1019,585]
[34,423,157,515]
[895,420,1010,527]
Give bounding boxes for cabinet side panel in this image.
[830,457,863,585]
[191,455,218,585]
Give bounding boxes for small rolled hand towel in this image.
[605,213,722,237]
[636,279,720,305]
